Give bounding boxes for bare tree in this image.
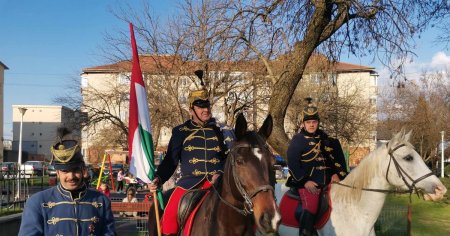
[207,0,448,157]
[379,71,450,167]
[73,0,448,158]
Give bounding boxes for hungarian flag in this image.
[128,23,164,208]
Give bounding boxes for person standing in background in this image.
[116,168,125,193]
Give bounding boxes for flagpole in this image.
[153,192,162,236]
[129,22,162,236]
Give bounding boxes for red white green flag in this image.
[128,23,164,208]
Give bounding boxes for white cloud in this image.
[430,52,450,70]
[377,51,450,87]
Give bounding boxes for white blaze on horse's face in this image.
[252,148,263,161]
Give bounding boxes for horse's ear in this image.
[405,130,412,142]
[389,129,404,149]
[257,114,273,140]
[235,113,247,140]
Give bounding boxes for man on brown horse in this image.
[286,98,348,236]
[148,71,234,236]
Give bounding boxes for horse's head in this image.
[385,130,447,201]
[225,113,280,234]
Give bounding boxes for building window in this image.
[39,133,42,136]
[39,145,42,148]
[31,132,35,136]
[81,77,88,88]
[370,96,377,105]
[118,73,130,85]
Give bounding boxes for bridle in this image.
[385,143,434,194]
[213,143,274,216]
[335,143,434,195]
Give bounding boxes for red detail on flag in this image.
[128,23,144,162]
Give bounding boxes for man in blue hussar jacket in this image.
[286,98,348,236]
[19,128,116,236]
[149,71,235,236]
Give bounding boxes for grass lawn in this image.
[0,209,22,217]
[376,178,450,236]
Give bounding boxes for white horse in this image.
[277,130,447,236]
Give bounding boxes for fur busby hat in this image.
[301,97,320,122]
[50,127,84,170]
[188,70,210,108]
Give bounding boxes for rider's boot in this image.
[299,211,315,236]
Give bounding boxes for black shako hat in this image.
[188,70,210,108]
[301,97,320,122]
[50,127,84,170]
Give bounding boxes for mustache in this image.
[66,177,81,182]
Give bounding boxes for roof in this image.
[82,54,184,74]
[81,54,375,75]
[333,61,375,73]
[0,61,9,70]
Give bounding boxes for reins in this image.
[212,143,274,216]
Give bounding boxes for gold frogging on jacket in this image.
[300,141,322,162]
[192,169,218,176]
[179,126,214,132]
[315,166,329,170]
[189,158,221,164]
[184,135,218,142]
[41,201,103,209]
[184,145,221,152]
[47,216,99,225]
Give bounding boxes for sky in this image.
[0,0,176,140]
[1,1,449,140]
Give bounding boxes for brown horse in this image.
[148,113,280,235]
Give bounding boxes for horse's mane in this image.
[333,130,413,202]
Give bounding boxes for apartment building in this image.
[81,55,378,165]
[12,105,79,161]
[0,61,8,162]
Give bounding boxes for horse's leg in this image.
[368,227,375,236]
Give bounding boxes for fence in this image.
[375,204,409,236]
[1,169,49,215]
[111,202,152,236]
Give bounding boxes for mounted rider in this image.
[286,98,348,236]
[148,70,235,236]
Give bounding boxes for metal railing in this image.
[1,169,49,215]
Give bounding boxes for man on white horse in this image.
[286,98,348,236]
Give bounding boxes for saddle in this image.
[279,185,332,229]
[177,188,209,227]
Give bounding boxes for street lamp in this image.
[441,131,445,178]
[15,107,27,200]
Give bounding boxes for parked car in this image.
[47,165,57,176]
[21,161,48,176]
[274,155,287,167]
[1,162,18,172]
[1,162,18,179]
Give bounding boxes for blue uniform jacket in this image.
[19,184,116,236]
[287,129,348,188]
[156,118,234,189]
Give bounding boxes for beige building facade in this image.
[12,105,79,161]
[81,55,378,166]
[0,61,8,162]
